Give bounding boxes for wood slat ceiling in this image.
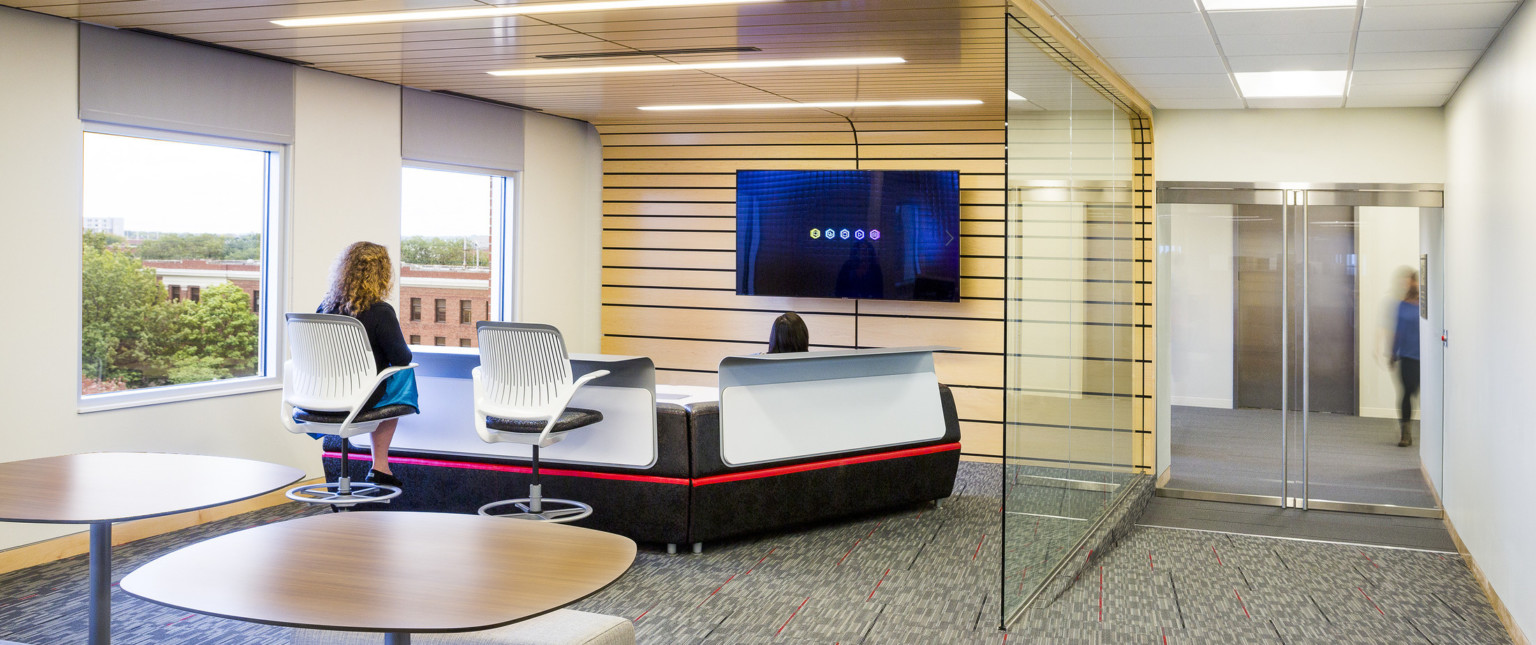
[7,0,1008,124]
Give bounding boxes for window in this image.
[434,337,446,346]
[409,335,420,345]
[400,166,511,349]
[459,338,471,347]
[81,130,278,401]
[410,297,422,322]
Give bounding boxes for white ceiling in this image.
[1035,0,1524,109]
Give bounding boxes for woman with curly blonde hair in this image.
[317,241,417,488]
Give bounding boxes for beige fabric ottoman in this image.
[291,610,634,645]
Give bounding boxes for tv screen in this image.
[735,170,961,302]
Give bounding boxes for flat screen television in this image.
[735,169,961,302]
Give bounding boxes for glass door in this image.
[1160,188,1292,505]
[1295,188,1443,515]
[1159,184,1444,517]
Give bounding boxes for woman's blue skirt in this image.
[305,368,418,439]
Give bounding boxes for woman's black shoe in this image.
[366,469,403,488]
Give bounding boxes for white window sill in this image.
[77,376,282,414]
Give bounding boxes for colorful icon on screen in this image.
[824,228,836,240]
[854,229,865,240]
[869,229,881,240]
[810,228,821,239]
[839,229,850,239]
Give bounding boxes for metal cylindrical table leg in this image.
[89,522,112,645]
[384,632,411,644]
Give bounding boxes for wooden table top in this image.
[0,452,305,524]
[120,511,638,633]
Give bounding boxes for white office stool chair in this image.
[474,321,609,522]
[281,313,417,509]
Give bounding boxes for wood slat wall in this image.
[597,119,1008,458]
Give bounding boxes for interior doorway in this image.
[1156,183,1445,517]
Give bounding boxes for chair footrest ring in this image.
[479,498,592,523]
[287,482,402,508]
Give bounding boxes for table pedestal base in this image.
[89,522,111,645]
[384,632,410,644]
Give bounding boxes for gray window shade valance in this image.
[402,88,525,172]
[79,25,295,144]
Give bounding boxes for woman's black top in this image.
[316,302,412,410]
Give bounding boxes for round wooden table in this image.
[120,511,637,644]
[0,452,305,645]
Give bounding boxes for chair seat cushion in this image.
[294,404,417,425]
[487,408,603,433]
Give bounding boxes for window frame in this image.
[77,123,287,413]
[399,162,517,349]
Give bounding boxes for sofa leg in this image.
[934,498,944,510]
[667,543,677,555]
[692,542,703,554]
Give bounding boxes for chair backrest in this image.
[284,313,377,411]
[476,321,573,414]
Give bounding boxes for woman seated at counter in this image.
[768,312,809,354]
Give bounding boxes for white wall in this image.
[1155,108,1446,184]
[1167,203,1234,408]
[1443,0,1536,636]
[1356,207,1421,419]
[291,68,403,312]
[0,7,605,553]
[519,112,604,353]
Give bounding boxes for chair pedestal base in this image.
[479,497,592,523]
[287,478,401,509]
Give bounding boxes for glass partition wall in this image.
[1000,16,1140,624]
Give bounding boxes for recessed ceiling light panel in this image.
[1007,90,1027,101]
[1234,70,1347,98]
[489,57,904,77]
[638,99,983,111]
[273,0,777,28]
[1202,0,1354,10]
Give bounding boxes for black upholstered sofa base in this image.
[322,439,692,545]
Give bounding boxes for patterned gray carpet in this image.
[0,463,1509,644]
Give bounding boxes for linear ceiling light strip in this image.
[637,99,982,111]
[489,56,905,77]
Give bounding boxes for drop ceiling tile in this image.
[1119,72,1236,89]
[1151,97,1247,109]
[1077,35,1223,58]
[1207,7,1357,35]
[1345,94,1449,107]
[1059,12,1211,38]
[1351,49,1484,69]
[1218,31,1354,56]
[1105,56,1227,74]
[1225,53,1350,72]
[1347,80,1460,95]
[1048,0,1200,15]
[1350,67,1468,84]
[1141,85,1241,99]
[1354,28,1500,52]
[1360,2,1517,30]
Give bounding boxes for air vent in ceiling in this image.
[538,46,762,60]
